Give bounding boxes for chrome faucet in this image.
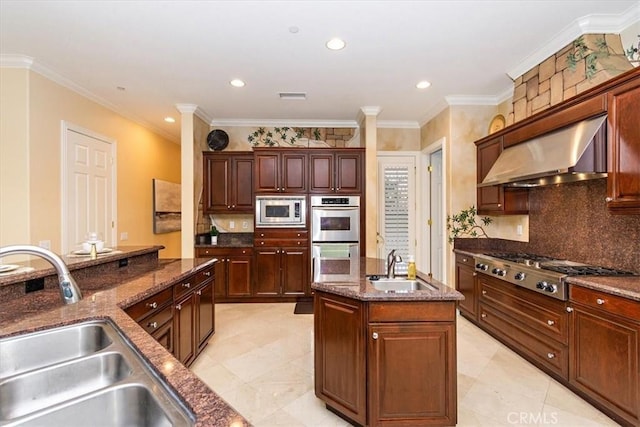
[386,249,403,279]
[0,245,83,304]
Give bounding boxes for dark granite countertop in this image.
[311,257,464,302]
[195,232,253,248]
[0,256,248,427]
[453,248,640,301]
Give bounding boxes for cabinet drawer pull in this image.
[232,205,236,208]
[297,241,301,245]
[547,320,555,326]
[203,271,211,277]
[226,258,230,262]
[176,304,182,311]
[596,298,605,305]
[566,307,574,313]
[547,352,555,359]
[372,332,379,340]
[261,241,265,245]
[196,290,202,296]
[146,302,158,309]
[297,233,301,237]
[147,321,158,329]
[473,272,477,277]
[482,290,487,295]
[260,233,265,237]
[481,313,487,319]
[605,197,613,202]
[497,203,502,207]
[182,282,191,288]
[242,250,246,254]
[462,258,467,262]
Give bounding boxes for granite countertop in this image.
[453,248,640,301]
[0,257,249,427]
[311,257,464,302]
[195,232,254,248]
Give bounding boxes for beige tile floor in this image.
[190,303,619,426]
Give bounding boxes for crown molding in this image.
[418,98,450,128]
[209,118,358,128]
[360,106,382,116]
[2,54,179,143]
[507,4,640,79]
[175,104,198,114]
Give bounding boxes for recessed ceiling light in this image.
[416,80,431,89]
[326,38,346,50]
[230,79,245,88]
[164,117,176,123]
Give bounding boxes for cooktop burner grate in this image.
[542,265,637,276]
[484,252,558,263]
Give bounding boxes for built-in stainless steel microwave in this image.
[255,196,306,228]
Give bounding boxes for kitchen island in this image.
[0,247,248,426]
[312,258,464,426]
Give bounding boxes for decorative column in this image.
[360,106,381,258]
[176,104,197,258]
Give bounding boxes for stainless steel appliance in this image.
[474,252,636,301]
[311,195,360,283]
[310,196,360,243]
[255,195,306,228]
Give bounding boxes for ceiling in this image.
[1,1,638,142]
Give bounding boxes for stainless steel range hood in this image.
[480,115,608,187]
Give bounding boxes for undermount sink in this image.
[369,277,437,293]
[0,320,194,426]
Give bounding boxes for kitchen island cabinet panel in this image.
[174,292,196,366]
[455,254,477,322]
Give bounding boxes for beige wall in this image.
[377,127,420,151]
[0,68,182,258]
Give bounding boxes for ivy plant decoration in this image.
[566,36,612,80]
[446,206,493,244]
[626,35,639,65]
[248,126,305,147]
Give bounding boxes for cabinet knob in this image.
[242,250,246,254]
[196,290,202,296]
[232,205,236,208]
[203,271,211,277]
[297,233,301,237]
[226,258,230,262]
[473,272,477,277]
[297,241,301,245]
[596,298,605,305]
[547,352,556,359]
[497,203,502,207]
[146,302,158,309]
[372,332,379,340]
[462,258,467,262]
[566,307,574,313]
[482,290,487,295]
[547,320,555,326]
[182,282,191,288]
[227,205,231,209]
[605,197,613,202]
[261,233,265,237]
[176,304,182,311]
[261,241,265,245]
[147,321,158,329]
[481,313,487,319]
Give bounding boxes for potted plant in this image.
[210,226,220,245]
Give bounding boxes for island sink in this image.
[369,277,437,292]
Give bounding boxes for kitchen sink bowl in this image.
[0,320,194,426]
[369,278,437,292]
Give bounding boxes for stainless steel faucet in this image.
[386,249,403,279]
[0,245,83,304]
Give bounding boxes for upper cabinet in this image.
[203,152,254,214]
[309,148,364,194]
[606,76,640,214]
[254,148,308,193]
[476,136,529,215]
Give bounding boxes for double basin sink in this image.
[368,277,437,293]
[0,320,194,426]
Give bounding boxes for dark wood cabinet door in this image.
[281,247,308,296]
[309,153,334,193]
[232,156,255,212]
[151,320,174,355]
[255,152,280,192]
[203,156,230,213]
[281,152,307,192]
[174,294,195,366]
[455,255,477,320]
[335,151,362,193]
[227,256,252,297]
[368,322,457,425]
[570,305,639,425]
[314,292,367,426]
[214,259,227,299]
[476,136,504,213]
[607,78,640,214]
[195,281,214,350]
[253,249,281,296]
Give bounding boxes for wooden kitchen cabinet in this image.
[477,273,569,380]
[125,287,174,354]
[203,151,254,213]
[606,76,640,214]
[309,149,364,194]
[455,254,477,322]
[476,136,529,215]
[315,292,458,426]
[254,230,309,297]
[254,148,307,193]
[195,247,253,300]
[569,285,639,427]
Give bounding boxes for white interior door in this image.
[377,154,416,275]
[62,123,116,253]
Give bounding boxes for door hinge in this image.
[427,219,432,226]
[111,221,115,228]
[427,165,433,173]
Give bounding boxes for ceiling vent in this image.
[279,92,307,100]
